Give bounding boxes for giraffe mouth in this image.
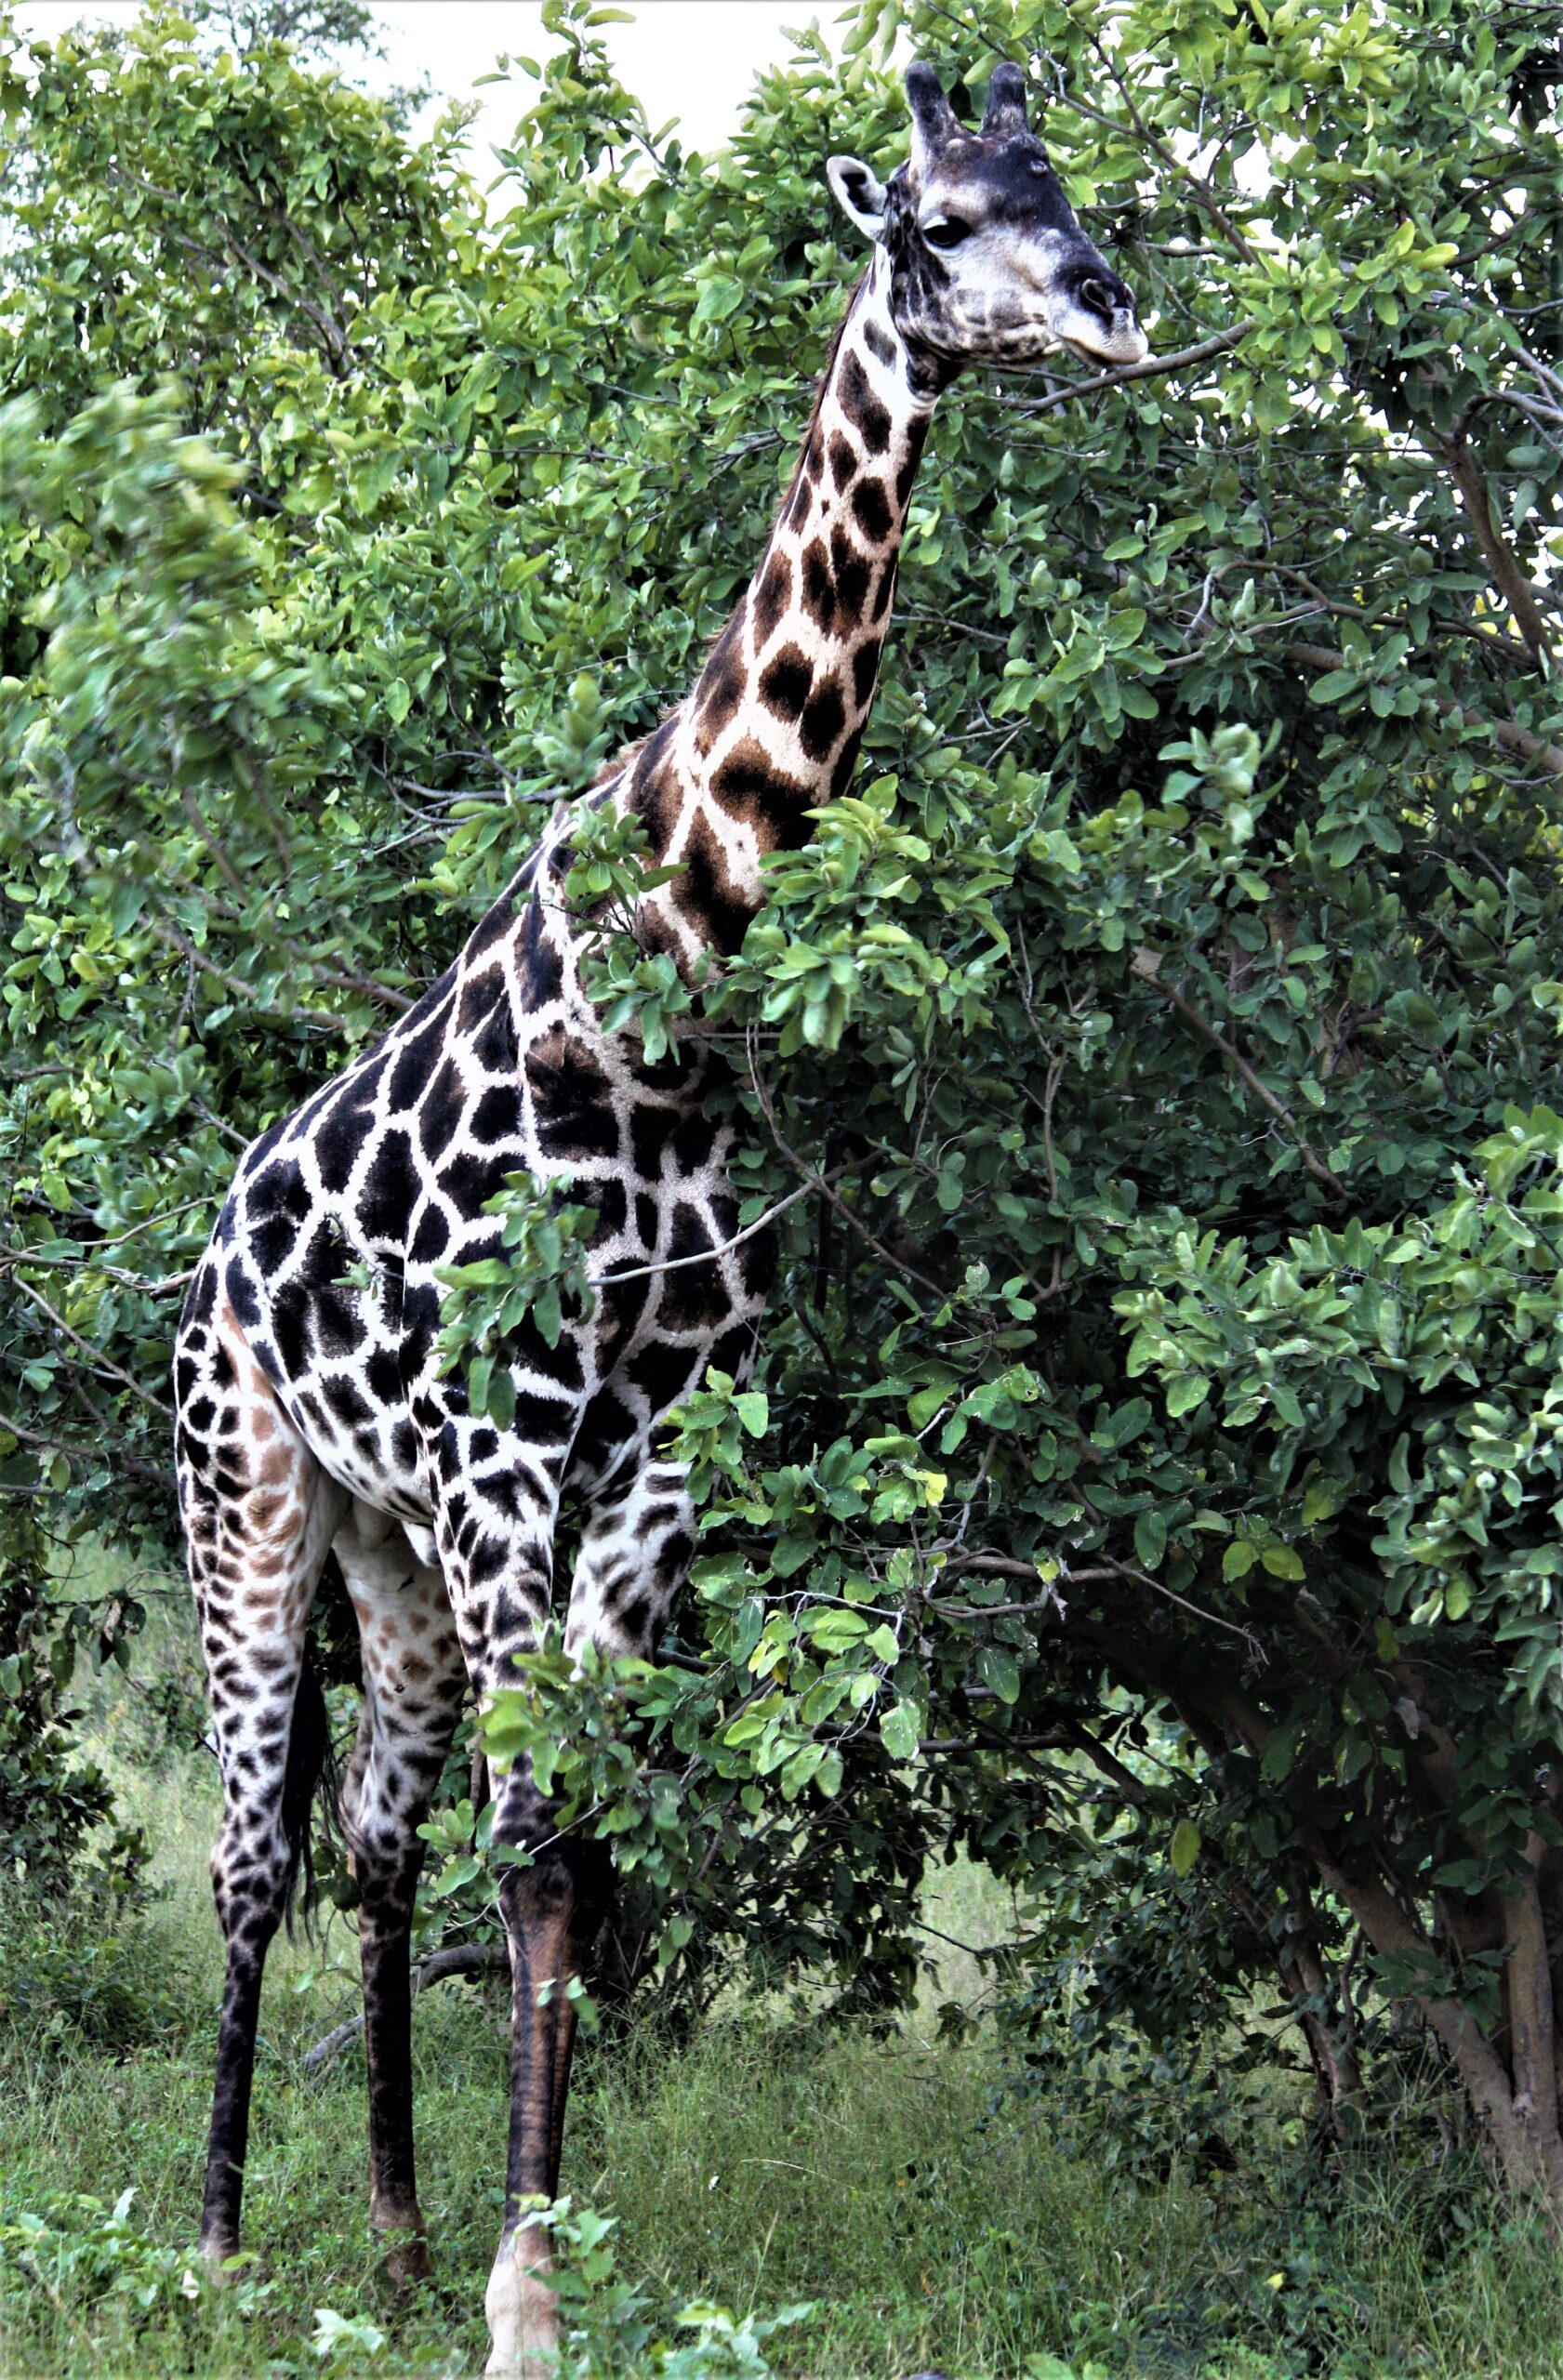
[1062,327,1149,370]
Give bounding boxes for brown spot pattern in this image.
[760,644,814,720]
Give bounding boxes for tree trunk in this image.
[1303,1833,1563,2214]
[1281,1919,1364,2135]
[1078,1615,1563,2216]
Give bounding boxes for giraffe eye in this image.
[921,215,972,250]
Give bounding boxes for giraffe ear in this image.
[827,154,888,242]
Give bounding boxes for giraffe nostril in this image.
[1079,276,1117,323]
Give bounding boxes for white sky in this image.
[11,3,837,172]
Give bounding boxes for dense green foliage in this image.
[0,1510,146,1894]
[6,0,1563,2222]
[5,1699,1563,2380]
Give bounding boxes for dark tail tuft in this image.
[281,1646,340,1942]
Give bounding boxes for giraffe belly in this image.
[215,1220,435,1526]
[194,854,768,1544]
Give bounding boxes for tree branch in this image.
[1006,323,1254,418]
[593,1170,845,1289]
[6,1270,170,1415]
[1285,641,1563,779]
[302,1943,510,2070]
[1439,422,1555,673]
[146,914,359,1037]
[1069,40,1258,264]
[1130,946,1346,1196]
[745,1027,948,1302]
[0,1408,170,1488]
[1303,1826,1562,2202]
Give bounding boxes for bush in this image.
[0,1894,199,2056]
[5,0,1563,2220]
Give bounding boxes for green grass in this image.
[5,1621,1563,2377]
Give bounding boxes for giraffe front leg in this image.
[484,1765,613,2380]
[483,1441,703,2368]
[414,1414,580,2375]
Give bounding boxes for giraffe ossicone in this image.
[172,57,1148,2373]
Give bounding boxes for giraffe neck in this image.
[614,247,940,968]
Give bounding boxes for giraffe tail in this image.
[281,1626,341,1942]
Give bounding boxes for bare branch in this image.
[590,1171,844,1290]
[146,914,361,1037]
[302,1944,510,2070]
[6,1270,171,1414]
[745,1028,949,1302]
[1130,946,1346,1197]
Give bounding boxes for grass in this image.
[5,1600,1563,2376]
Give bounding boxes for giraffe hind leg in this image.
[333,1500,467,2282]
[176,1290,347,2270]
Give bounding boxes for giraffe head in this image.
[828,61,1147,373]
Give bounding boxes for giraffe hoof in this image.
[197,2237,244,2287]
[484,2233,559,2377]
[381,2229,432,2290]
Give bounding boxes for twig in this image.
[1005,323,1253,418]
[3,1246,196,1297]
[1439,419,1555,673]
[912,1917,991,1960]
[895,608,1012,648]
[7,1271,171,1414]
[923,1548,1255,1645]
[1130,947,1346,1197]
[1089,1551,1265,1658]
[591,1171,847,1289]
[1066,1722,1160,1810]
[1241,562,1532,668]
[145,915,358,1038]
[745,1028,948,1302]
[0,1409,171,1487]
[1067,44,1258,264]
[103,164,354,374]
[925,1593,1068,1620]
[83,1197,214,1250]
[1013,930,1065,1190]
[302,1943,510,2070]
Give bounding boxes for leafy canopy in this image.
[4,0,1563,2188]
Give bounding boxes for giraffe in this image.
[171,59,1146,2377]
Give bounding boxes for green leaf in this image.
[1133,1509,1168,1570]
[1308,668,1360,705]
[879,1700,921,1762]
[1170,1818,1202,1877]
[974,1643,1021,1704]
